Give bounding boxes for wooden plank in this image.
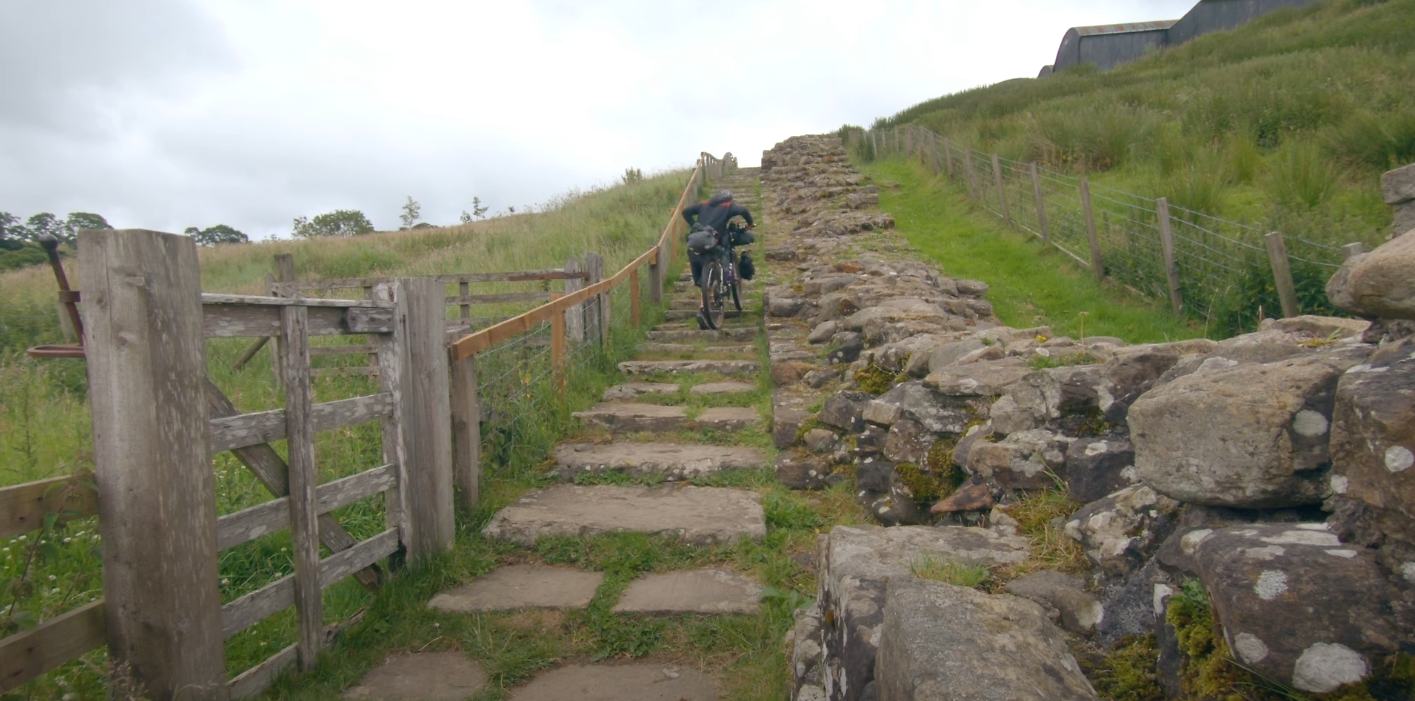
[449,355,481,513]
[309,344,373,356]
[564,256,584,343]
[280,304,323,671]
[1080,177,1105,282]
[270,269,583,294]
[1030,163,1050,244]
[399,278,454,563]
[1265,232,1300,319]
[584,252,603,348]
[201,293,388,308]
[587,252,609,347]
[79,228,227,699]
[215,464,396,551]
[444,292,552,305]
[311,367,379,378]
[204,379,383,591]
[0,473,98,540]
[228,643,297,700]
[648,245,663,306]
[372,283,409,561]
[320,528,400,588]
[992,154,1012,227]
[1156,197,1184,317]
[204,305,393,338]
[0,600,106,693]
[210,393,393,454]
[458,281,470,321]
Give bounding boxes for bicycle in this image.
[698,222,754,330]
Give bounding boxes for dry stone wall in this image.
[766,135,1415,700]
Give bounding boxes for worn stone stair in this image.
[619,359,760,376]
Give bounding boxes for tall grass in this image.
[875,0,1415,243]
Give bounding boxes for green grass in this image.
[868,0,1415,244]
[861,157,1204,343]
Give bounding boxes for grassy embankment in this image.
[0,170,701,699]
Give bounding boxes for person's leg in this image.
[690,253,703,287]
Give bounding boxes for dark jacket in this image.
[683,194,754,234]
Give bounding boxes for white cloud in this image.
[0,0,1198,238]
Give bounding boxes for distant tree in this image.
[0,212,23,249]
[24,213,65,242]
[506,206,515,215]
[292,210,376,238]
[473,196,489,219]
[399,196,422,230]
[622,167,643,184]
[185,224,249,246]
[411,222,436,230]
[459,210,473,225]
[65,212,112,237]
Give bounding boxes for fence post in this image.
[564,256,585,342]
[371,284,408,555]
[991,154,1012,227]
[271,253,297,386]
[79,229,227,700]
[458,281,470,324]
[648,244,664,305]
[449,351,480,513]
[550,292,567,390]
[1080,177,1104,282]
[1030,163,1050,244]
[1341,242,1365,260]
[278,304,322,671]
[1264,232,1301,319]
[943,138,954,179]
[397,277,454,563]
[964,150,978,202]
[1155,197,1184,317]
[630,268,641,325]
[871,131,878,160]
[584,252,605,347]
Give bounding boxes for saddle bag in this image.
[738,251,756,280]
[686,227,718,255]
[730,228,756,246]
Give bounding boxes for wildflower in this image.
[48,575,56,581]
[63,537,71,543]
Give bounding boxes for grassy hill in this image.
[874,0,1415,246]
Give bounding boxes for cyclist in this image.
[683,190,754,328]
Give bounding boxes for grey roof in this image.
[1072,20,1178,36]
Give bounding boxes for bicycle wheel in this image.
[730,278,742,314]
[700,261,726,330]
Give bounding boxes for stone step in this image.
[637,343,757,355]
[647,328,758,342]
[664,309,699,320]
[602,382,677,401]
[508,664,715,701]
[690,381,757,395]
[428,564,603,612]
[613,569,761,614]
[671,298,704,310]
[481,484,766,545]
[555,442,767,480]
[573,403,760,432]
[619,360,760,376]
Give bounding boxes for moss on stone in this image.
[1082,634,1165,701]
[853,361,894,394]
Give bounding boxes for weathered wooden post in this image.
[564,256,585,343]
[1341,242,1365,260]
[267,253,298,385]
[964,150,978,202]
[277,303,322,671]
[1080,177,1104,282]
[458,281,471,324]
[395,277,455,562]
[1264,232,1300,319]
[448,349,480,513]
[550,292,567,390]
[585,252,609,346]
[629,268,641,326]
[1155,197,1184,317]
[1030,163,1050,244]
[991,154,1012,227]
[648,243,664,305]
[79,228,228,700]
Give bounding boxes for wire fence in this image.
[857,124,1367,335]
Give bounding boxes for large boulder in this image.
[815,525,1030,701]
[875,578,1099,701]
[1064,436,1138,504]
[967,429,1071,490]
[1129,350,1369,508]
[1192,524,1407,694]
[1327,229,1415,320]
[1097,349,1183,423]
[1328,339,1415,575]
[990,365,1103,435]
[924,358,1032,398]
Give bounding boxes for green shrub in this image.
[1270,141,1342,210]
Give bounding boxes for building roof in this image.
[1072,20,1178,37]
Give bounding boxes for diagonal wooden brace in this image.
[204,378,384,591]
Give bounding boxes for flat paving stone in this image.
[690,381,757,396]
[343,652,486,700]
[428,565,603,612]
[637,343,758,355]
[555,442,767,480]
[647,328,757,342]
[619,360,760,376]
[613,569,762,614]
[602,382,678,401]
[574,403,686,432]
[509,663,716,701]
[697,406,760,431]
[482,485,766,546]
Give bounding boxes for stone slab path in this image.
[342,653,486,700]
[508,663,717,701]
[427,564,604,612]
[481,484,767,546]
[613,569,762,614]
[555,442,767,481]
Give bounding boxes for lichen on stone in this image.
[853,361,895,394]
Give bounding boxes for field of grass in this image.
[861,156,1205,343]
[0,169,692,699]
[871,0,1415,246]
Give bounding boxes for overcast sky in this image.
[0,0,1197,239]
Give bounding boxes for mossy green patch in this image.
[853,361,895,394]
[1081,634,1165,701]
